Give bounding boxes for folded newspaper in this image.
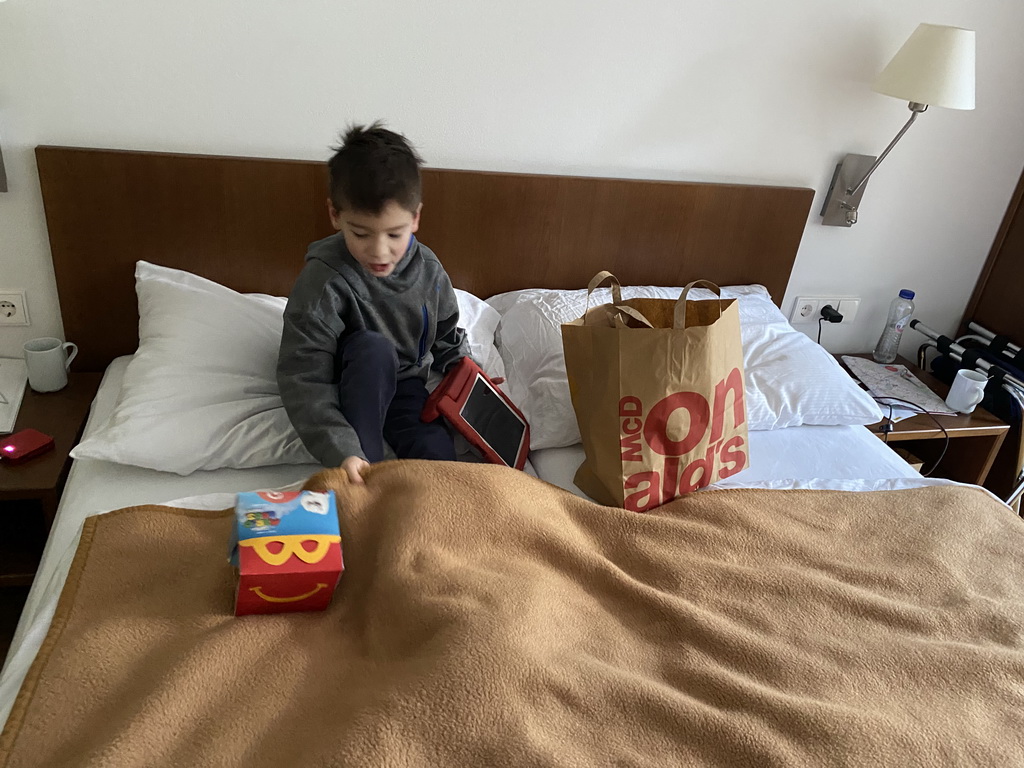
[841,356,955,418]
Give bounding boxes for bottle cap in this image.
[899,289,915,300]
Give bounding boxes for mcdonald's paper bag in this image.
[561,273,749,511]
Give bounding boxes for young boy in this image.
[277,123,469,484]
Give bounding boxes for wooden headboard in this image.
[36,146,814,372]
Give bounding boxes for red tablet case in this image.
[0,428,56,464]
[422,357,530,470]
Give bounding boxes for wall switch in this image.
[790,296,860,324]
[0,292,30,326]
[837,298,860,324]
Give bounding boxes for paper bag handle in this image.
[582,272,656,328]
[586,271,623,308]
[611,306,655,329]
[675,280,723,329]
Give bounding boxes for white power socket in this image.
[790,296,860,325]
[0,291,30,326]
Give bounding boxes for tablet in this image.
[422,357,530,470]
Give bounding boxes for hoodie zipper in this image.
[416,304,429,366]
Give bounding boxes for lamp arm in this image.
[846,102,927,196]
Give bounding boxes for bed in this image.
[1,147,1022,766]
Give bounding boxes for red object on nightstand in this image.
[0,429,56,464]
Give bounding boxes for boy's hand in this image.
[341,456,370,484]
[491,377,505,385]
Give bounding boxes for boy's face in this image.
[329,199,421,279]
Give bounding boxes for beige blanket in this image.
[2,461,1023,767]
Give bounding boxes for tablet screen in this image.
[459,375,526,466]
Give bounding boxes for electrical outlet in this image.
[0,292,30,326]
[790,296,860,324]
[791,298,819,322]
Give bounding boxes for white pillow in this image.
[487,284,882,450]
[450,289,507,383]
[73,262,505,474]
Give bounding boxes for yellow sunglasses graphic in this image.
[239,534,341,567]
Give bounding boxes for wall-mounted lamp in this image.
[820,23,975,227]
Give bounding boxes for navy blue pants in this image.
[337,330,456,463]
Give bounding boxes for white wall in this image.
[1,0,1022,359]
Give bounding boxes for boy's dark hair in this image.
[328,122,423,214]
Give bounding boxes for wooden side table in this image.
[839,355,1009,486]
[0,372,102,586]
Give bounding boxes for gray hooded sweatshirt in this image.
[277,233,468,467]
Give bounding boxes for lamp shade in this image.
[872,23,975,110]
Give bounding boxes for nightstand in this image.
[839,355,1009,486]
[0,372,101,586]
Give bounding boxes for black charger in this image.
[820,304,844,323]
[816,304,844,344]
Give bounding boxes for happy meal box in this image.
[228,490,343,616]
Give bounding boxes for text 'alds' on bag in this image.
[561,272,749,512]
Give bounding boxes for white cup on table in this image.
[23,337,78,393]
[944,369,987,414]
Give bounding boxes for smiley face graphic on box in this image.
[229,491,344,616]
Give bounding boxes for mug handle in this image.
[62,342,78,371]
[966,386,985,410]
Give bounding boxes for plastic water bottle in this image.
[872,289,916,364]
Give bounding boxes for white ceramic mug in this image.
[23,337,78,393]
[945,369,987,414]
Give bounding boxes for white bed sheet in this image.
[0,356,956,730]
[0,357,321,726]
[531,422,923,498]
